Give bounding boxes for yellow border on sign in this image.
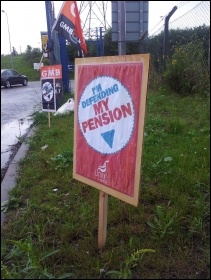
[73,54,150,206]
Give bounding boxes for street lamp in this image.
[1,9,14,69]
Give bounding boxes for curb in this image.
[1,128,36,225]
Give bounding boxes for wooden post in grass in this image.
[98,191,108,249]
[48,112,50,128]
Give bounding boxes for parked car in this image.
[1,69,28,88]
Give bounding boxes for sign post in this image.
[73,54,150,248]
[98,191,108,249]
[48,112,51,128]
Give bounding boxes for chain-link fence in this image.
[145,1,210,93]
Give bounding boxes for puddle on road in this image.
[1,118,33,169]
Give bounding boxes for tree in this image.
[12,47,18,56]
[23,46,42,65]
[103,28,140,56]
[103,28,118,56]
[25,45,33,54]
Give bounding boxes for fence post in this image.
[99,27,104,56]
[208,32,210,70]
[163,6,177,70]
[139,31,148,54]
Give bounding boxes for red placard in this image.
[40,64,62,79]
[73,55,150,206]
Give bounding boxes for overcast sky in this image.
[1,1,205,55]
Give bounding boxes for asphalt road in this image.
[1,81,42,125]
[1,80,75,177]
[1,81,42,171]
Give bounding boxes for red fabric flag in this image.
[52,1,87,56]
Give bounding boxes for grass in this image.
[1,54,74,81]
[1,54,42,81]
[1,88,210,279]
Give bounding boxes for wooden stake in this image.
[98,191,108,249]
[48,112,50,128]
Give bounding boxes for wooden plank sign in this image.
[73,54,150,206]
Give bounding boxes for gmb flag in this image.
[52,1,87,56]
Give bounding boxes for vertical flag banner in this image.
[73,54,150,206]
[40,65,63,112]
[52,1,87,55]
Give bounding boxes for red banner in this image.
[52,1,87,56]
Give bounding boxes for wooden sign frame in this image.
[73,54,150,207]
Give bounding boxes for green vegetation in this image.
[1,45,74,81]
[1,25,210,278]
[1,49,47,81]
[1,87,210,278]
[164,41,210,96]
[2,25,210,95]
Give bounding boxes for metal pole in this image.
[163,6,177,70]
[118,1,126,55]
[139,31,148,54]
[99,27,104,56]
[96,27,99,56]
[208,32,210,70]
[59,34,69,93]
[1,10,14,69]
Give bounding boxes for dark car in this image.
[1,69,28,88]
